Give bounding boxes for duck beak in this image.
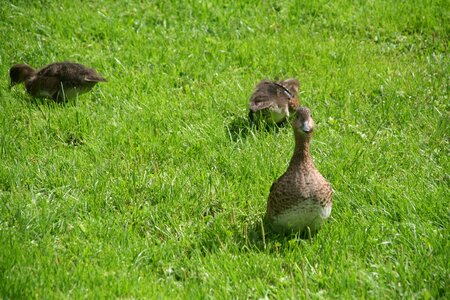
[301,121,312,133]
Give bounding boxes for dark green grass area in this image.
[0,0,448,298]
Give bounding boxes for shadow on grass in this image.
[197,215,316,255]
[241,216,318,251]
[10,85,91,107]
[224,113,289,142]
[27,97,74,107]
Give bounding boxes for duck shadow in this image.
[197,215,316,255]
[241,217,317,251]
[10,87,93,107]
[225,113,289,142]
[27,96,79,107]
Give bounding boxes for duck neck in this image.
[289,132,312,168]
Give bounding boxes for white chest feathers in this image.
[269,105,290,123]
[271,199,332,233]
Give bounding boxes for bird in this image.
[248,78,300,125]
[9,62,107,102]
[265,106,333,236]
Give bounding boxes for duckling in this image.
[249,78,300,125]
[9,62,107,101]
[266,107,333,235]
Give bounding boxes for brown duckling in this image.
[266,107,333,235]
[9,62,107,101]
[249,78,300,125]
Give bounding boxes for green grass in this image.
[0,0,448,298]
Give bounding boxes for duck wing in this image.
[249,80,292,112]
[37,62,107,85]
[25,76,61,99]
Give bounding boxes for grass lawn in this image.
[0,0,448,298]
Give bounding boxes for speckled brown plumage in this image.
[249,78,300,125]
[9,62,107,102]
[266,107,333,234]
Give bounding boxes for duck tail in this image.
[84,75,108,82]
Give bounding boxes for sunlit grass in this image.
[0,0,448,298]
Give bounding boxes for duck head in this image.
[281,79,300,111]
[282,78,300,94]
[9,64,36,88]
[292,106,314,136]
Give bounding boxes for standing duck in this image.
[248,78,300,125]
[9,62,107,101]
[266,107,333,235]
